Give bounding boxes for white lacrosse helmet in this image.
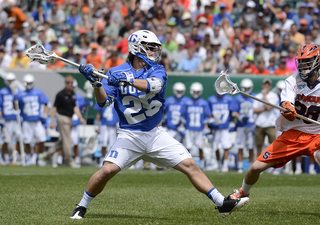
[190,82,203,99]
[240,78,253,94]
[73,79,78,88]
[173,82,186,98]
[128,30,162,64]
[6,72,16,81]
[23,74,35,90]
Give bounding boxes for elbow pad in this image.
[97,95,115,108]
[146,77,163,94]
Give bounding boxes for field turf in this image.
[0,166,319,225]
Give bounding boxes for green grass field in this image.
[0,166,319,225]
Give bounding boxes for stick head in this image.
[25,44,57,66]
[215,71,240,95]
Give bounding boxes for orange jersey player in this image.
[227,43,320,202]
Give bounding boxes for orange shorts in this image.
[257,130,320,168]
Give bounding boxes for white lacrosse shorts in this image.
[235,127,254,149]
[167,129,183,143]
[183,130,203,149]
[103,126,192,170]
[3,120,21,143]
[71,125,80,146]
[212,129,232,151]
[22,121,46,144]
[100,125,117,147]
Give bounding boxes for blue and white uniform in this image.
[164,96,190,142]
[0,86,21,143]
[94,102,119,148]
[101,62,191,169]
[182,98,211,149]
[71,94,87,146]
[230,94,255,150]
[207,94,234,151]
[15,88,49,144]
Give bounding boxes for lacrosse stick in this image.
[215,71,320,126]
[25,44,109,80]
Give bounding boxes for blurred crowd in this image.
[0,0,319,75]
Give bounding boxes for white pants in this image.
[3,120,21,143]
[235,127,254,149]
[103,126,192,170]
[100,125,117,147]
[22,121,46,144]
[212,129,232,151]
[183,130,203,149]
[167,129,183,143]
[71,125,80,146]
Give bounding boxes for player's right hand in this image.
[280,101,297,121]
[79,64,102,88]
[239,115,249,124]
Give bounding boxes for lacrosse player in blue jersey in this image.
[94,101,119,166]
[70,30,248,219]
[15,74,50,166]
[207,91,234,172]
[230,79,256,173]
[164,82,190,142]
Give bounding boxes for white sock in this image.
[309,163,315,172]
[57,155,63,164]
[78,190,95,208]
[25,154,31,162]
[238,161,243,170]
[207,187,224,206]
[75,156,80,164]
[4,153,10,163]
[296,162,302,170]
[32,153,38,161]
[223,159,228,169]
[200,160,205,169]
[241,179,252,194]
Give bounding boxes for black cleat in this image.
[216,196,249,218]
[70,205,87,219]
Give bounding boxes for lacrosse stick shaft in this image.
[14,100,26,166]
[56,56,109,80]
[239,91,320,126]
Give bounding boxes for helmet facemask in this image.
[296,56,320,81]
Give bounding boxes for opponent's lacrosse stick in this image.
[25,44,109,79]
[215,71,320,126]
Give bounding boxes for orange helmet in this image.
[295,44,320,81]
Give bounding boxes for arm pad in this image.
[97,95,115,108]
[146,77,163,94]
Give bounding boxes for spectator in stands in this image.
[42,0,54,14]
[289,23,305,46]
[199,50,217,74]
[148,0,163,17]
[211,39,223,62]
[273,58,293,76]
[132,9,147,30]
[118,16,132,38]
[75,6,94,37]
[69,48,86,69]
[29,4,46,30]
[66,6,81,27]
[274,12,294,36]
[310,9,320,30]
[159,51,171,72]
[262,32,275,58]
[285,46,297,73]
[298,19,311,35]
[305,34,313,44]
[46,2,65,31]
[178,12,193,34]
[266,57,278,75]
[251,12,264,31]
[108,0,122,26]
[169,38,188,71]
[48,37,60,53]
[241,0,256,29]
[58,26,71,46]
[86,43,103,70]
[292,3,312,30]
[212,25,229,50]
[0,20,12,46]
[307,2,314,16]
[311,28,320,45]
[242,29,254,54]
[177,47,201,72]
[5,29,25,54]
[2,4,27,30]
[162,31,178,53]
[170,6,183,26]
[10,46,28,68]
[253,40,269,67]
[62,42,75,61]
[282,4,295,20]
[239,54,256,74]
[155,25,165,43]
[216,53,235,74]
[275,34,294,59]
[0,46,12,68]
[221,17,234,39]
[192,0,202,20]
[104,51,124,72]
[167,17,185,44]
[234,39,247,66]
[21,22,32,46]
[190,26,202,42]
[183,31,195,49]
[43,20,57,41]
[212,3,233,26]
[252,59,269,75]
[48,51,64,69]
[152,8,167,32]
[197,17,212,40]
[103,14,119,44]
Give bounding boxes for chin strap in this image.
[136,52,157,67]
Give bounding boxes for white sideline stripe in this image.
[0,172,94,176]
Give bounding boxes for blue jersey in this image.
[72,94,86,126]
[102,61,167,131]
[182,98,211,131]
[164,96,190,130]
[94,102,119,126]
[229,94,255,128]
[15,88,49,121]
[0,87,18,121]
[207,95,234,129]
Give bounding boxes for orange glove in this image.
[280,101,297,121]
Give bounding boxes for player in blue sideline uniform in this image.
[94,100,119,166]
[180,82,211,170]
[208,91,234,172]
[15,74,49,166]
[70,30,248,219]
[0,73,22,165]
[230,79,256,173]
[164,82,189,142]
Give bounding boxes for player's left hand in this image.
[80,117,86,124]
[202,127,211,136]
[79,64,102,88]
[107,72,134,87]
[280,101,297,121]
[40,114,47,125]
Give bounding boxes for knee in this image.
[314,150,320,165]
[98,165,116,181]
[249,162,265,174]
[182,158,202,172]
